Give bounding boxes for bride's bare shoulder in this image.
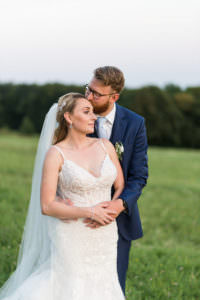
[45,145,63,164]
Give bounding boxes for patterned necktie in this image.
[96,117,108,139]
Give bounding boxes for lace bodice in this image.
[53,140,117,207]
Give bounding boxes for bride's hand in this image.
[89,202,117,226]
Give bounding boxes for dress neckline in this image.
[60,153,109,179]
[54,139,109,179]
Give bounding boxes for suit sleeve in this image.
[119,118,148,216]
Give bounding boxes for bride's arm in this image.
[40,147,116,225]
[41,147,89,219]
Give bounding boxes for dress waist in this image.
[56,188,112,207]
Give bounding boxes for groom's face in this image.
[86,77,116,114]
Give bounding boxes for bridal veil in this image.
[0,104,58,299]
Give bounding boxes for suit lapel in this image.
[110,104,127,145]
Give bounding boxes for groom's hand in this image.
[57,196,78,223]
[84,199,124,229]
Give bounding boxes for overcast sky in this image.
[0,0,199,88]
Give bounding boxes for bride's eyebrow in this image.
[83,106,92,110]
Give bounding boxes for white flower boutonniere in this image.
[115,141,124,161]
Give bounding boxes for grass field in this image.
[0,133,200,299]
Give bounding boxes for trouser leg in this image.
[117,234,132,295]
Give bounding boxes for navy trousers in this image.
[117,234,132,295]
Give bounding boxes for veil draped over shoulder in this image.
[0,104,58,299]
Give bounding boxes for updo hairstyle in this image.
[53,92,86,144]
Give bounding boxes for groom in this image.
[85,66,148,294]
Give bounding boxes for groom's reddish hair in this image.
[94,66,125,93]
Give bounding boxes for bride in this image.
[0,92,125,300]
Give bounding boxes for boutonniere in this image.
[115,141,124,161]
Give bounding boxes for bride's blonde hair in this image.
[53,92,86,144]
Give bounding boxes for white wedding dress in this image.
[4,140,125,300]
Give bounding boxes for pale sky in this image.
[0,0,199,88]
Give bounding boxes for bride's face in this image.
[65,98,97,134]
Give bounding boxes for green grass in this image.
[0,133,200,299]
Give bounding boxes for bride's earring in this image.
[69,123,73,129]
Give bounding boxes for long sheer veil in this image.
[0,103,58,299]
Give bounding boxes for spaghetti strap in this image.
[53,145,66,160]
[99,138,107,153]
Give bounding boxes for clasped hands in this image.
[58,197,124,229]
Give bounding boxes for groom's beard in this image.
[90,101,110,114]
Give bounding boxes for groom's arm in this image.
[99,118,148,219]
[85,118,148,228]
[119,118,148,216]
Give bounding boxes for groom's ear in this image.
[111,93,120,103]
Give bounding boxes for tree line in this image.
[0,83,200,148]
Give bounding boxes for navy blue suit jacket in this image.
[91,104,148,241]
